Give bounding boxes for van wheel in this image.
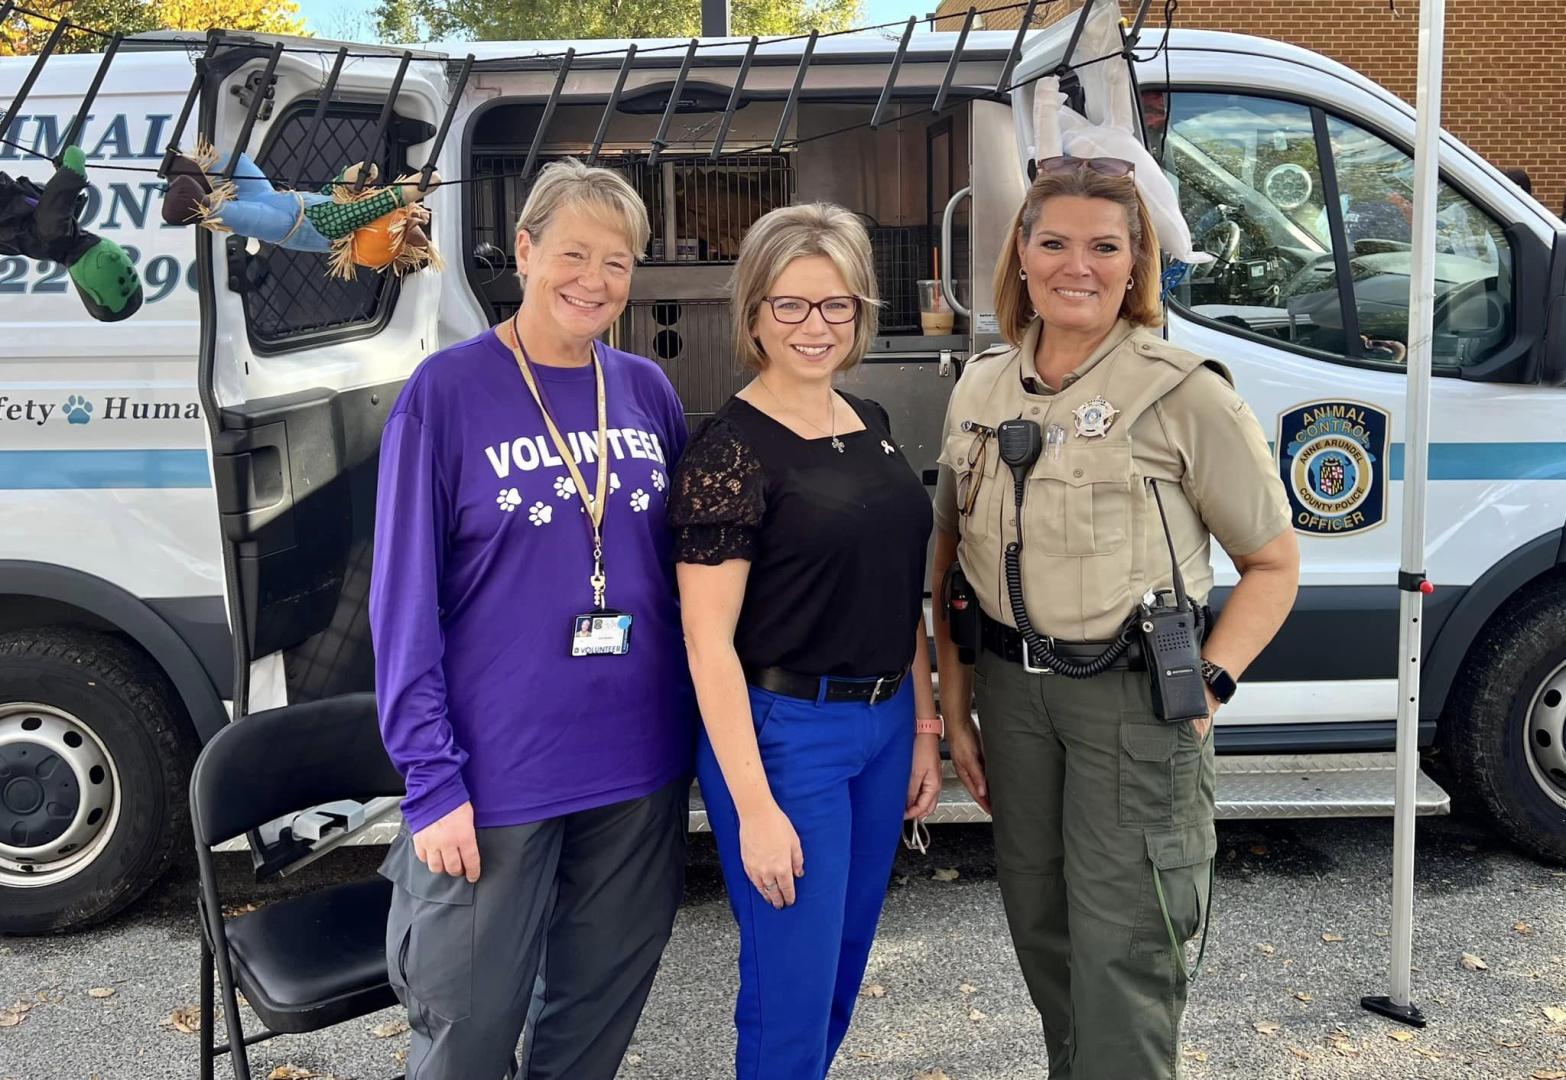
[0,628,193,934]
[1443,581,1566,864]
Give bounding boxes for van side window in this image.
[1147,91,1514,370]
[242,104,399,349]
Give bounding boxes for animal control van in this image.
[2,9,1564,933]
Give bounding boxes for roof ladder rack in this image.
[649,39,698,168]
[220,40,284,183]
[995,0,1039,94]
[59,31,120,161]
[934,7,978,114]
[0,17,70,144]
[521,48,575,181]
[773,29,817,153]
[419,53,473,192]
[588,43,637,165]
[870,17,917,129]
[287,46,347,188]
[354,49,412,192]
[160,31,218,178]
[709,36,757,161]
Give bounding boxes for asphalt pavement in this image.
[2,813,1565,1079]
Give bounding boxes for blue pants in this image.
[697,679,914,1079]
[211,151,331,252]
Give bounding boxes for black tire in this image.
[1442,579,1566,864]
[0,628,195,934]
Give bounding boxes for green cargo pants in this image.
[975,646,1216,1080]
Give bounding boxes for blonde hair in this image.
[514,159,651,275]
[993,166,1164,346]
[731,202,880,373]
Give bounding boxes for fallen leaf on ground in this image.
[1288,1047,1312,1061]
[1531,1071,1565,1080]
[1499,1039,1525,1048]
[223,902,262,917]
[1544,1006,1566,1025]
[1461,953,1490,971]
[968,1008,986,1022]
[1293,992,1313,1003]
[1413,1047,1442,1060]
[87,987,115,999]
[625,1054,643,1065]
[1249,843,1269,856]
[1517,922,1536,935]
[266,1068,328,1080]
[393,1049,408,1066]
[959,983,977,995]
[1255,943,1276,955]
[1321,933,1345,943]
[1182,1047,1208,1062]
[911,1071,951,1080]
[0,1002,34,1028]
[932,868,960,882]
[1253,1020,1281,1036]
[1388,1030,1415,1042]
[161,1006,204,1035]
[369,1018,409,1038]
[861,984,887,999]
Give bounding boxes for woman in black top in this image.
[670,203,941,1079]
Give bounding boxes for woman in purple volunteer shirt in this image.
[369,159,694,1080]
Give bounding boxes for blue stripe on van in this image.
[1269,442,1566,481]
[1390,443,1566,481]
[0,449,212,489]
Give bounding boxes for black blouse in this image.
[669,392,934,678]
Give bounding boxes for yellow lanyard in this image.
[507,324,611,609]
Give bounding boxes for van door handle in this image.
[224,235,268,294]
[940,186,972,319]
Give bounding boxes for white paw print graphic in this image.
[610,472,622,493]
[528,501,553,526]
[553,475,576,499]
[496,488,522,512]
[651,470,667,492]
[629,489,650,513]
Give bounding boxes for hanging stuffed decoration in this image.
[1020,0,1206,266]
[161,142,444,279]
[0,145,143,322]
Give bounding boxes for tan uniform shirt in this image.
[935,319,1290,641]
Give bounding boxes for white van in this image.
[2,14,1562,933]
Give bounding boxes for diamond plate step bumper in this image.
[219,752,1449,854]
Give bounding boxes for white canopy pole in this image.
[1362,0,1444,1030]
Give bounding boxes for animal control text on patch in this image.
[1277,400,1389,535]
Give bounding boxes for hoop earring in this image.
[1019,268,1028,280]
[1126,279,1134,290]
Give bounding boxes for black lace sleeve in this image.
[668,417,767,565]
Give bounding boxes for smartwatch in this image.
[1200,659,1237,704]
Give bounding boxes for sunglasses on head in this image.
[1033,155,1136,179]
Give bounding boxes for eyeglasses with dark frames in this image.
[763,295,861,325]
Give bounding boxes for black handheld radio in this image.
[1140,481,1209,722]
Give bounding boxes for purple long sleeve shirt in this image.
[370,329,695,833]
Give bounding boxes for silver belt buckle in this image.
[1022,638,1055,676]
[868,676,886,706]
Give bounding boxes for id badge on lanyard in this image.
[508,318,634,658]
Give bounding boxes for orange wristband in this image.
[915,716,944,736]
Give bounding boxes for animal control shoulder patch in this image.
[1277,400,1389,536]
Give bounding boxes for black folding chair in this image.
[189,693,403,1080]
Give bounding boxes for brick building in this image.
[934,0,1566,214]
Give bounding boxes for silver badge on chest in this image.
[1072,396,1120,439]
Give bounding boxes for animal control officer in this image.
[929,157,1300,1079]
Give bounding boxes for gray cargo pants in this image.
[379,778,688,1080]
[976,650,1216,1080]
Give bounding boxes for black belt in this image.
[980,613,1144,672]
[744,665,907,705]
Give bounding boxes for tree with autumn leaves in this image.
[0,0,302,55]
[372,0,862,44]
